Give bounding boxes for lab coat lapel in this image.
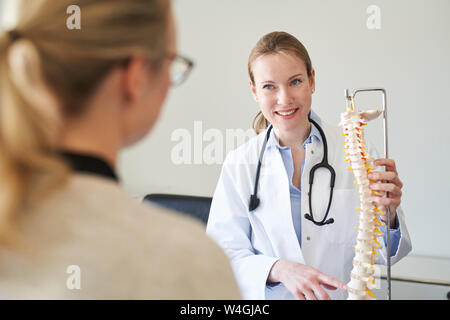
[254,145,305,264]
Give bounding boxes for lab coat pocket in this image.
[323,189,359,245]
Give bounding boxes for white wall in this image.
[118,0,450,260]
[0,0,19,30]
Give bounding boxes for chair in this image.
[143,194,212,225]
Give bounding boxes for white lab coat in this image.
[206,116,412,300]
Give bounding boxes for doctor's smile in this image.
[274,107,299,118]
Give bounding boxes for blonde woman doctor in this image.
[206,32,412,300]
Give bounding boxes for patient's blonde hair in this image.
[248,31,313,134]
[0,0,170,246]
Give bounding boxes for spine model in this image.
[339,105,384,300]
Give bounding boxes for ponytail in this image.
[0,31,69,246]
[0,32,9,53]
[252,111,269,135]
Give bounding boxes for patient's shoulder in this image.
[6,174,240,299]
[126,200,242,299]
[67,175,241,299]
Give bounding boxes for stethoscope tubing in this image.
[249,116,336,226]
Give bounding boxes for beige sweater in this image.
[0,174,241,299]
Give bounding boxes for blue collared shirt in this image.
[266,111,401,257]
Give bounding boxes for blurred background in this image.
[1,0,449,299]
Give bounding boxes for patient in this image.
[0,0,240,299]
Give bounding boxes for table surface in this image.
[380,255,450,285]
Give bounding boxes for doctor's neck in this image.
[274,120,312,150]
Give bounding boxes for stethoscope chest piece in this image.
[249,195,260,211]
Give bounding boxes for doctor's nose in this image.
[276,87,294,106]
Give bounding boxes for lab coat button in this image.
[306,236,311,241]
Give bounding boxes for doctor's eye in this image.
[262,84,274,90]
[290,78,302,86]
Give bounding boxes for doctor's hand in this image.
[368,158,403,226]
[268,260,347,300]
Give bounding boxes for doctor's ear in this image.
[250,80,258,102]
[309,68,316,93]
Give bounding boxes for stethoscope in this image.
[248,115,336,226]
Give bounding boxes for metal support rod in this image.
[345,88,391,300]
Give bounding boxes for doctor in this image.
[206,31,412,300]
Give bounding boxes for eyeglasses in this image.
[118,54,194,86]
[166,53,194,86]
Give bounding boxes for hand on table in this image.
[268,260,347,300]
